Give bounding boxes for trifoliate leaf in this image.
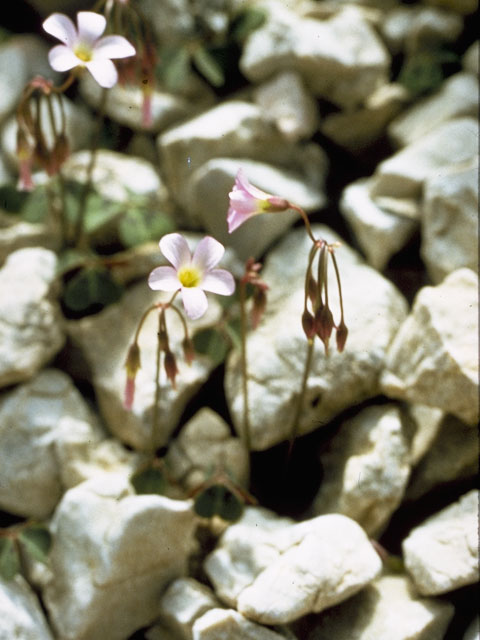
[62,267,123,313]
[56,248,93,276]
[19,525,52,564]
[193,328,229,367]
[0,538,20,580]
[159,45,191,92]
[192,46,225,87]
[21,185,49,223]
[131,466,166,496]
[0,184,29,214]
[231,7,267,42]
[118,207,175,249]
[194,485,244,522]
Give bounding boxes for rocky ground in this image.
[0,0,478,639]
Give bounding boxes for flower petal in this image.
[202,269,235,295]
[48,44,80,71]
[160,233,191,270]
[192,236,224,272]
[148,266,180,291]
[85,58,118,88]
[94,35,136,59]
[235,168,271,200]
[77,11,106,43]
[182,287,208,320]
[227,207,254,233]
[43,13,77,46]
[229,190,260,214]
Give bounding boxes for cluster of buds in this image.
[241,258,269,330]
[302,240,348,354]
[16,77,70,191]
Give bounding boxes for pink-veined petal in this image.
[43,13,77,46]
[94,35,136,59]
[160,233,191,270]
[227,207,254,233]
[77,11,106,44]
[182,287,208,320]
[85,57,118,88]
[235,168,271,200]
[192,236,224,272]
[48,44,81,71]
[202,269,235,295]
[148,266,180,291]
[229,190,260,214]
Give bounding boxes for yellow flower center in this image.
[74,44,93,63]
[178,265,202,288]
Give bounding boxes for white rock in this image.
[225,225,408,450]
[139,0,195,42]
[67,268,221,451]
[185,157,326,259]
[406,415,479,500]
[0,575,54,640]
[421,159,478,283]
[43,475,197,640]
[381,5,463,53]
[463,41,479,76]
[166,408,249,491]
[193,608,290,640]
[403,490,480,595]
[320,82,409,151]
[407,404,444,466]
[240,6,390,109]
[0,248,64,388]
[311,404,412,536]
[0,210,60,265]
[156,578,220,640]
[464,616,480,640]
[79,73,212,133]
[381,268,479,426]
[157,100,327,209]
[205,508,382,624]
[253,70,319,142]
[303,573,454,640]
[340,178,417,270]
[370,117,478,199]
[389,73,479,148]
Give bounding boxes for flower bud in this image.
[302,309,316,341]
[315,305,334,353]
[251,287,267,330]
[124,342,141,410]
[164,350,178,389]
[51,133,70,172]
[307,274,317,306]
[266,196,289,212]
[336,320,348,353]
[182,337,195,366]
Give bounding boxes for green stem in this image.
[239,280,251,452]
[152,311,164,454]
[75,88,108,249]
[287,339,315,460]
[290,203,317,244]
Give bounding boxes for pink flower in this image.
[227,168,289,233]
[43,11,135,88]
[148,233,235,320]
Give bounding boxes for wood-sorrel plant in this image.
[227,168,348,455]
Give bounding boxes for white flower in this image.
[43,11,135,88]
[148,233,235,320]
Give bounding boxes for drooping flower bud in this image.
[164,350,178,389]
[336,320,348,352]
[51,132,70,173]
[315,305,334,353]
[16,129,34,191]
[302,309,316,341]
[124,342,141,410]
[251,287,267,330]
[182,336,195,366]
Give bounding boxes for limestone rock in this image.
[311,404,412,536]
[0,575,54,640]
[340,178,417,270]
[79,73,212,134]
[463,41,479,76]
[185,157,326,259]
[464,617,480,640]
[407,404,444,466]
[253,70,319,142]
[225,225,408,451]
[240,6,390,109]
[157,100,327,210]
[302,573,454,640]
[402,490,479,595]
[205,507,382,624]
[321,83,409,151]
[421,159,478,283]
[0,210,60,265]
[43,474,197,640]
[67,264,221,451]
[381,268,479,426]
[0,248,65,388]
[389,73,479,148]
[406,415,479,501]
[165,408,249,492]
[193,608,291,640]
[370,117,478,199]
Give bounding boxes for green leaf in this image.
[192,46,225,88]
[118,207,175,249]
[231,7,267,42]
[0,538,20,580]
[19,526,52,564]
[62,267,123,313]
[398,49,458,97]
[194,485,244,522]
[56,248,94,276]
[0,184,29,214]
[159,45,191,92]
[21,185,50,223]
[131,466,166,495]
[83,192,121,234]
[193,328,229,367]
